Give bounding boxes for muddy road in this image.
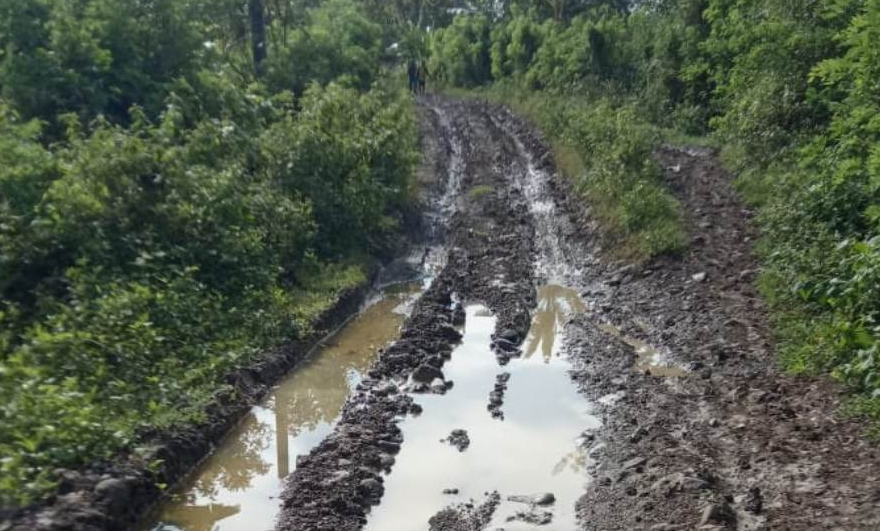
[269,96,880,531]
[90,94,873,531]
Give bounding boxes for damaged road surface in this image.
[154,95,880,531]
[275,96,880,531]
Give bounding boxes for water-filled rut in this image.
[146,283,422,531]
[366,287,598,531]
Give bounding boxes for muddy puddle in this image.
[145,282,422,531]
[598,323,686,378]
[365,285,599,531]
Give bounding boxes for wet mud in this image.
[489,108,880,530]
[275,95,880,531]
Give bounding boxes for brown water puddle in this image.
[146,282,422,531]
[598,323,686,378]
[365,285,600,531]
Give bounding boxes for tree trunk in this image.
[249,0,267,76]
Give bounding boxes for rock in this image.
[699,502,735,526]
[622,457,648,471]
[412,364,444,384]
[507,492,555,506]
[379,454,395,469]
[692,271,708,283]
[373,382,399,397]
[357,478,384,501]
[507,510,553,525]
[376,439,401,454]
[494,338,517,352]
[745,487,763,514]
[452,304,466,325]
[499,328,519,342]
[426,355,444,368]
[94,478,130,515]
[442,488,459,495]
[444,429,470,451]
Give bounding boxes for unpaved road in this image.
[275,96,880,531]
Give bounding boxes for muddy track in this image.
[276,95,880,531]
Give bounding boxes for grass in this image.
[468,184,494,198]
[451,85,686,262]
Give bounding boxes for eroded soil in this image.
[275,96,880,531]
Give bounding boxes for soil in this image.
[6,95,880,531]
[275,95,880,531]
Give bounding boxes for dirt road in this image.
[274,96,880,531]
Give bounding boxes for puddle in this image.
[145,282,422,531]
[365,286,599,531]
[524,285,587,362]
[598,324,686,378]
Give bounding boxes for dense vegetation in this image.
[0,0,425,506]
[430,1,880,424]
[3,0,880,512]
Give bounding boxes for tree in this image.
[249,0,268,75]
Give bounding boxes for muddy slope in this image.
[493,106,880,530]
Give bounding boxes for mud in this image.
[490,106,880,530]
[274,95,880,531]
[274,96,540,531]
[9,94,880,531]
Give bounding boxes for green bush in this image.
[0,76,416,506]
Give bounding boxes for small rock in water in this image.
[499,328,519,342]
[357,478,384,502]
[507,492,555,506]
[507,510,553,525]
[444,429,470,452]
[692,271,708,283]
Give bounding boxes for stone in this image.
[622,457,648,471]
[412,364,444,384]
[507,492,555,506]
[699,502,735,526]
[445,429,470,451]
[499,328,519,342]
[357,478,384,500]
[692,272,708,283]
[94,478,130,515]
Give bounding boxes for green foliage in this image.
[428,14,493,87]
[0,0,203,132]
[263,0,383,95]
[0,0,417,507]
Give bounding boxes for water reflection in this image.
[524,284,587,362]
[148,283,421,531]
[366,286,599,531]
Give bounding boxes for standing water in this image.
[146,282,422,531]
[365,285,599,531]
